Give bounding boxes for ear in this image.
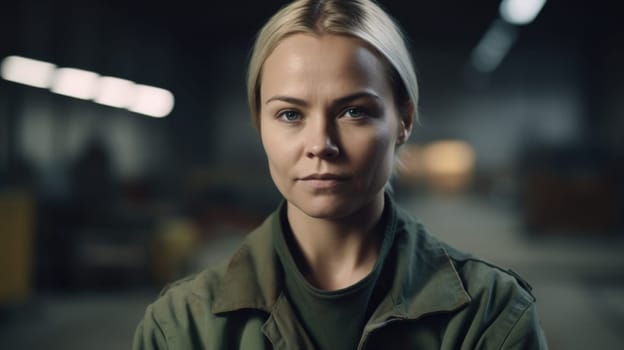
[396,101,415,145]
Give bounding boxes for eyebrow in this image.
[265,91,382,107]
[265,95,308,106]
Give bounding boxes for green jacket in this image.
[133,205,548,349]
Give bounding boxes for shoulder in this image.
[148,212,277,319]
[396,205,534,305]
[444,244,535,303]
[142,264,228,341]
[442,247,547,348]
[395,206,547,348]
[151,263,228,320]
[134,215,278,349]
[441,243,545,348]
[132,264,229,349]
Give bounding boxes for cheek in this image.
[342,137,387,181]
[354,124,398,177]
[360,124,396,159]
[261,128,291,177]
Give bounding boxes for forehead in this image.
[260,33,392,102]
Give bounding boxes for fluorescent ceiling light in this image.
[128,84,175,118]
[95,76,136,108]
[2,55,175,118]
[470,20,517,73]
[51,67,100,100]
[499,0,547,25]
[0,55,57,88]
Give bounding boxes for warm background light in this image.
[397,141,476,193]
[422,140,476,176]
[423,140,476,192]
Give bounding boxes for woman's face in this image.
[259,33,410,220]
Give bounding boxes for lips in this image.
[300,173,349,181]
[298,173,349,190]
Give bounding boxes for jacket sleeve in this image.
[499,302,548,350]
[132,304,169,350]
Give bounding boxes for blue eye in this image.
[279,110,301,122]
[345,107,364,118]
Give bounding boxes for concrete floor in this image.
[0,291,154,350]
[1,195,623,349]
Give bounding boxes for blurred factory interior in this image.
[0,0,623,349]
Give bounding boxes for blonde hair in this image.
[246,0,418,130]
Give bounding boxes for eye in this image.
[343,107,366,119]
[278,110,302,122]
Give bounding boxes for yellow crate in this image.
[0,189,35,305]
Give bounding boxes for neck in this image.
[286,192,386,290]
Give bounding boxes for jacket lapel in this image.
[393,215,472,319]
[359,209,471,348]
[211,209,315,349]
[212,212,281,314]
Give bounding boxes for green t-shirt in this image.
[274,201,397,350]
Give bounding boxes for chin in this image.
[288,192,366,220]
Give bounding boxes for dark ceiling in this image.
[2,0,616,56]
[0,0,620,106]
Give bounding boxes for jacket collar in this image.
[211,201,471,322]
[374,205,471,322]
[211,210,283,314]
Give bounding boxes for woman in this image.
[134,1,548,349]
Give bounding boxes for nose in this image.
[305,119,340,159]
